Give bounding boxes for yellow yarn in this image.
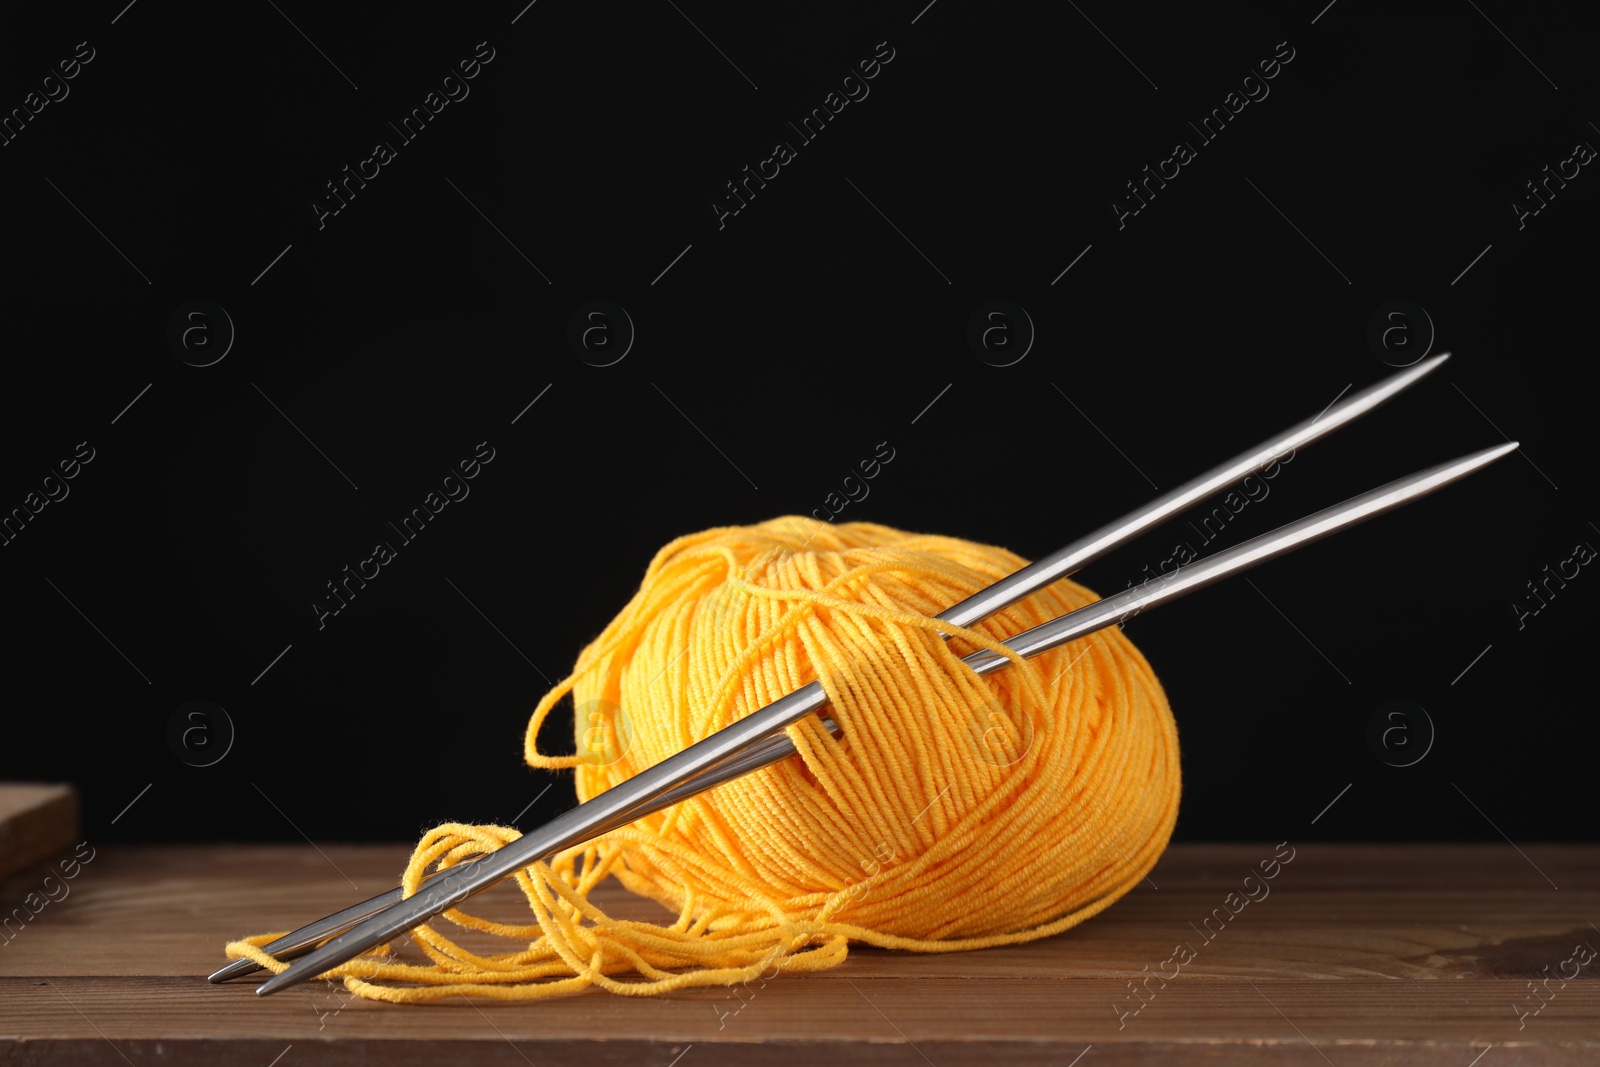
[226,516,1180,1001]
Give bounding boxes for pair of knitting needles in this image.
[218,351,1513,996]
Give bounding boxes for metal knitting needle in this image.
[258,437,1512,996]
[219,355,1446,983]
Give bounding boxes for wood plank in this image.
[2,843,1596,1064]
[0,783,78,882]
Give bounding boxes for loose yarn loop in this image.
[226,517,1180,1001]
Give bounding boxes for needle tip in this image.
[207,959,256,983]
[1349,351,1453,420]
[1457,439,1519,471]
[256,973,290,997]
[1409,351,1451,378]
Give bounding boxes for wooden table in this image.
[2,843,1596,1065]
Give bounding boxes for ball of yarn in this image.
[534,517,1179,983]
[230,516,1179,1001]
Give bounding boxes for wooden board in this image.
[2,843,1597,1064]
[0,783,78,883]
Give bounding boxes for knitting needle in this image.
[216,355,1446,983]
[257,437,1513,996]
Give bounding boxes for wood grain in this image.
[2,843,1596,1065]
[0,783,78,883]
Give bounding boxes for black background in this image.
[0,1,1593,848]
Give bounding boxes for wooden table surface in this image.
[2,842,1596,1065]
